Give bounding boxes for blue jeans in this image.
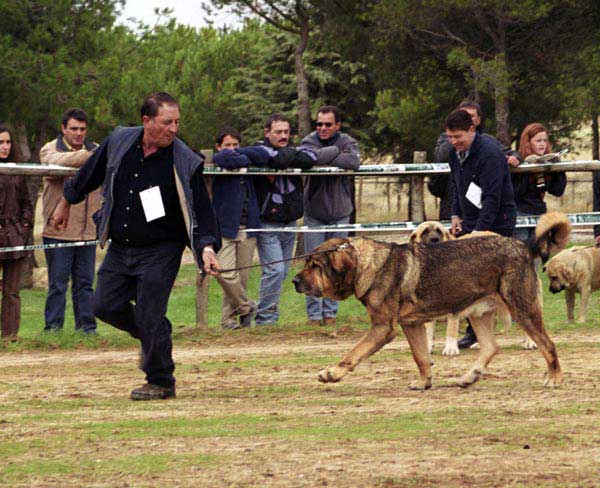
[44,237,97,333]
[255,221,296,325]
[93,241,184,388]
[303,214,350,320]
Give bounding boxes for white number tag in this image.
[139,186,166,222]
[466,182,482,209]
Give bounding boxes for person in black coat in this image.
[445,109,517,349]
[428,101,519,220]
[511,123,567,242]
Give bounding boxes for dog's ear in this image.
[441,226,453,241]
[329,247,356,274]
[409,232,418,243]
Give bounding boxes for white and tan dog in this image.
[544,245,600,323]
[410,221,536,355]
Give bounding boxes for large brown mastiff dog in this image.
[293,213,570,390]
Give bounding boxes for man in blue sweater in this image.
[447,109,516,238]
[446,108,517,348]
[211,127,259,330]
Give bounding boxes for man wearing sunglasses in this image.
[300,106,360,327]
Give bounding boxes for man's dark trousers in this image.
[93,240,185,388]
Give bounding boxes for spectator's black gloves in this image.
[271,147,297,169]
[293,150,315,169]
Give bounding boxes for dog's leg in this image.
[455,311,498,388]
[497,305,511,334]
[318,323,396,383]
[518,299,537,349]
[511,304,562,387]
[400,323,432,390]
[442,315,460,356]
[565,289,575,323]
[577,286,591,323]
[425,321,435,355]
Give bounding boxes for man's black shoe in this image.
[457,327,478,349]
[130,383,176,401]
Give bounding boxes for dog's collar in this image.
[338,241,360,260]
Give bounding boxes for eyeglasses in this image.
[316,122,334,127]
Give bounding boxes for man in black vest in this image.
[53,92,221,400]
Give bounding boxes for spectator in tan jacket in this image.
[40,108,100,334]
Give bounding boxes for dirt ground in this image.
[1,329,599,487]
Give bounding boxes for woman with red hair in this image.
[512,122,566,241]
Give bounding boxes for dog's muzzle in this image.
[549,284,564,294]
[292,275,322,297]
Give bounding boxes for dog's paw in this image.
[543,371,562,388]
[442,345,459,356]
[455,369,483,388]
[408,378,432,391]
[521,337,537,350]
[318,366,345,383]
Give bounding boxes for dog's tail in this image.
[530,212,571,263]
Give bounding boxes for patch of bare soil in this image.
[1,329,599,487]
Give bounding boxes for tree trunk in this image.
[592,114,599,238]
[15,122,40,288]
[294,19,311,138]
[592,113,599,161]
[19,120,48,288]
[292,18,311,256]
[494,88,510,146]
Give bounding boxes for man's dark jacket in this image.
[212,146,273,238]
[450,131,516,236]
[63,126,220,267]
[251,141,316,223]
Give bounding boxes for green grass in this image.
[6,260,372,352]
[8,241,600,352]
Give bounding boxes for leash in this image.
[217,243,350,274]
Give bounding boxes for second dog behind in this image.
[544,245,600,323]
[409,221,537,355]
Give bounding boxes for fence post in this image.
[195,149,213,329]
[196,274,210,328]
[410,151,427,222]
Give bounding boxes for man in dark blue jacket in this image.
[53,92,221,400]
[447,109,517,237]
[446,109,517,349]
[212,127,268,329]
[428,101,519,220]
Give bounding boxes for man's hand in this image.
[507,155,520,167]
[202,247,221,276]
[451,216,463,236]
[52,198,71,231]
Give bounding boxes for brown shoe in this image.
[130,383,176,401]
[238,300,257,328]
[307,319,322,326]
[323,317,337,326]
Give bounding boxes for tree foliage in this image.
[0,0,599,163]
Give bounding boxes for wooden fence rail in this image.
[4,155,599,328]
